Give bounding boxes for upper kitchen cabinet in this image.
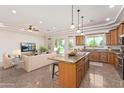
[106,33,111,45]
[118,22,124,36]
[76,35,85,45]
[110,29,118,45]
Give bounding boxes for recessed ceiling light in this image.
[12,10,16,14]
[106,18,110,21]
[109,5,115,8]
[79,24,81,26]
[40,21,43,24]
[53,27,56,29]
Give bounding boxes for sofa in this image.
[22,53,56,72]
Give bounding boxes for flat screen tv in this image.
[21,42,36,52]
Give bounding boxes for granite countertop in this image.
[48,52,90,63]
[83,49,122,54]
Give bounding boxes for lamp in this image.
[70,5,75,29]
[76,9,81,33]
[81,16,85,35]
[12,49,21,57]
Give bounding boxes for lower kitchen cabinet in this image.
[84,57,89,72]
[89,51,118,65]
[89,52,108,63]
[99,52,108,62]
[89,52,100,62]
[108,52,114,64]
[76,58,86,87]
[114,54,119,69]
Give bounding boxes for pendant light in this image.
[81,16,84,35]
[70,5,75,29]
[76,9,81,33]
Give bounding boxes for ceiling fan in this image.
[26,25,39,32]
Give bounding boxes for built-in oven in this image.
[119,35,124,45]
[117,56,124,79]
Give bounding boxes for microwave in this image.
[119,35,124,45]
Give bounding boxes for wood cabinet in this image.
[84,57,89,72]
[108,52,119,69]
[118,23,124,36]
[89,52,109,63]
[88,53,94,61]
[59,57,89,88]
[89,51,118,66]
[106,21,124,45]
[76,59,84,87]
[106,33,111,45]
[110,29,118,45]
[76,57,89,87]
[117,23,124,44]
[113,54,119,69]
[108,52,114,64]
[89,52,100,62]
[99,52,108,62]
[76,35,85,45]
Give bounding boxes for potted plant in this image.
[39,46,48,54]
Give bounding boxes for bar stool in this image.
[52,62,59,79]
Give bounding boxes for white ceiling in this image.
[0,5,123,33]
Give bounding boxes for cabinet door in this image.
[76,36,85,45]
[76,36,80,45]
[84,57,89,72]
[76,67,82,87]
[108,52,114,64]
[114,29,118,45]
[118,23,124,36]
[89,53,94,61]
[106,33,111,45]
[110,29,118,45]
[118,23,124,44]
[93,52,100,62]
[76,60,83,87]
[89,52,99,62]
[99,52,108,62]
[82,61,85,78]
[114,55,119,69]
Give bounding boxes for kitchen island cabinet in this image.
[49,52,90,88]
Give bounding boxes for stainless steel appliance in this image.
[119,35,124,45]
[117,55,124,79]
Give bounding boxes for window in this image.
[68,36,74,50]
[54,39,65,54]
[85,34,105,47]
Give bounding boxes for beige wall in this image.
[0,29,44,62]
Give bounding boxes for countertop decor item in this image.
[68,51,76,56]
[68,49,77,56]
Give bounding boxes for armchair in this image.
[2,53,14,69]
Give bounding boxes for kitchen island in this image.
[49,52,90,88]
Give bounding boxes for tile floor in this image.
[0,62,124,88]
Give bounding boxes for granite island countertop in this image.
[48,52,90,63]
